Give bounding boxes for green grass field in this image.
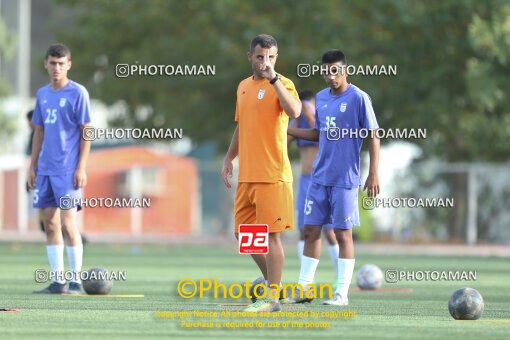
[1,241,509,339]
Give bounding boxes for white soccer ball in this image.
[356,264,383,290]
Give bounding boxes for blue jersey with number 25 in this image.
[32,80,91,176]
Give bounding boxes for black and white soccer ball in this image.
[356,264,383,290]
[448,287,484,320]
[248,276,266,302]
[82,267,113,295]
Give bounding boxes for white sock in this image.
[335,258,355,298]
[297,241,304,263]
[265,280,283,288]
[298,256,319,289]
[66,245,83,283]
[328,244,340,275]
[47,245,65,284]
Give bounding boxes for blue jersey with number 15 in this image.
[32,80,92,176]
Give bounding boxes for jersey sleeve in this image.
[359,92,379,130]
[74,87,92,126]
[32,92,44,126]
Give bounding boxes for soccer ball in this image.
[448,287,484,320]
[356,264,383,290]
[82,267,113,295]
[248,276,266,302]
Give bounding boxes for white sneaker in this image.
[322,292,348,306]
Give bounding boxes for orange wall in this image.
[2,170,19,231]
[83,146,197,236]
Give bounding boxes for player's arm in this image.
[287,127,320,141]
[272,79,301,118]
[364,130,380,198]
[302,101,315,127]
[260,51,301,118]
[28,125,44,189]
[287,118,298,145]
[74,123,92,188]
[222,125,238,189]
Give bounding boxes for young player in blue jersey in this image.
[28,44,92,294]
[285,50,380,306]
[288,90,339,276]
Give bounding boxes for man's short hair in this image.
[298,90,315,102]
[45,44,71,60]
[321,50,347,65]
[250,34,278,52]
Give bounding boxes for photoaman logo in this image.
[238,224,268,254]
[177,278,333,300]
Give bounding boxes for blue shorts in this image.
[303,182,360,229]
[296,174,311,230]
[33,172,82,210]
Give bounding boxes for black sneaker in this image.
[68,282,82,294]
[33,282,68,294]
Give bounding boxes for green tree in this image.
[465,3,510,159]
[54,0,509,159]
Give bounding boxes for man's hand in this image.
[27,166,37,190]
[221,157,234,189]
[259,51,277,80]
[74,167,87,188]
[364,172,380,198]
